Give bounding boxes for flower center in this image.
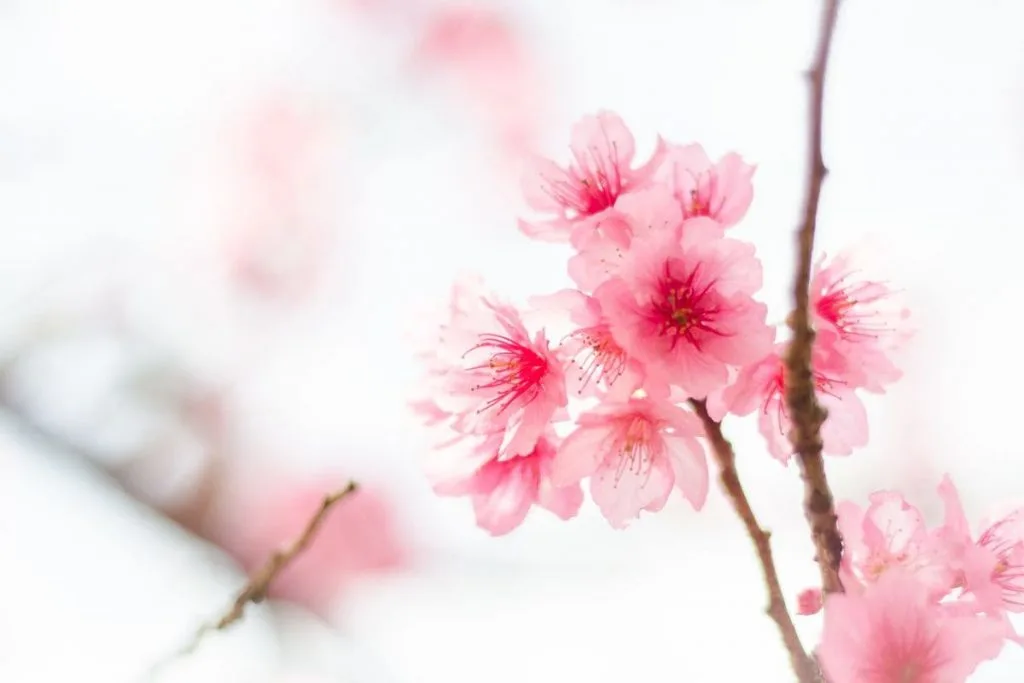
[616,417,655,482]
[465,333,548,415]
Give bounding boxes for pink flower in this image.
[411,6,544,159]
[519,111,667,243]
[810,249,911,393]
[938,476,1024,613]
[594,228,772,399]
[552,394,708,528]
[819,570,1006,683]
[431,431,583,535]
[658,143,756,228]
[566,185,685,292]
[212,476,406,616]
[714,337,868,462]
[425,277,568,459]
[836,491,954,597]
[796,587,823,616]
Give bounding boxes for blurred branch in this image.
[783,0,845,597]
[152,481,359,672]
[690,400,819,683]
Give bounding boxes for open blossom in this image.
[430,431,583,535]
[551,393,708,528]
[810,249,911,393]
[657,143,756,228]
[937,476,1024,613]
[712,335,867,462]
[519,111,666,243]
[836,491,954,597]
[818,569,1007,683]
[595,227,772,399]
[426,277,568,459]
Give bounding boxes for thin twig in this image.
[161,481,359,664]
[784,0,845,596]
[690,400,818,683]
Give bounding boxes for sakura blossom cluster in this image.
[413,110,909,533]
[803,476,1024,682]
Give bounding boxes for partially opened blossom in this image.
[552,393,708,528]
[795,587,822,616]
[211,475,407,616]
[430,431,583,535]
[423,277,568,459]
[819,570,1006,683]
[595,228,772,399]
[810,249,911,393]
[519,111,667,242]
[714,336,867,462]
[658,143,756,228]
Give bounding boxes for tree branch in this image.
[784,0,845,596]
[690,400,818,683]
[146,481,359,678]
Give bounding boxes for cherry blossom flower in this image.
[810,249,911,393]
[657,143,756,228]
[211,476,406,616]
[937,476,1024,613]
[595,228,772,399]
[818,569,1006,683]
[836,491,954,597]
[519,111,667,243]
[423,277,568,459]
[552,393,708,528]
[430,431,583,536]
[713,335,867,462]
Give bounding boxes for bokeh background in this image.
[4,0,1024,681]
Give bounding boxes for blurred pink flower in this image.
[412,5,545,161]
[211,475,407,616]
[220,94,337,303]
[819,570,1006,683]
[795,587,822,616]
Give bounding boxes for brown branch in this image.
[690,400,818,683]
[783,0,845,597]
[159,481,359,666]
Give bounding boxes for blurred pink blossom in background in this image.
[210,473,408,617]
[218,94,339,304]
[411,4,545,160]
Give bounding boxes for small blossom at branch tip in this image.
[796,587,823,616]
[552,393,708,528]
